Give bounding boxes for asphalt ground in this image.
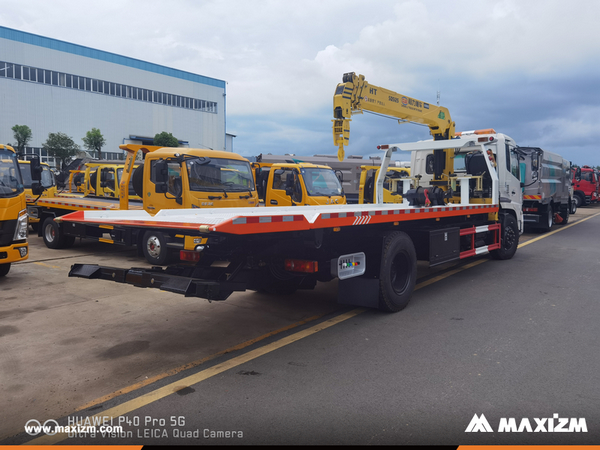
[2,204,600,445]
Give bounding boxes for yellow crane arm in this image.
[332,72,455,160]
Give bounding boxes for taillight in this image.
[284,259,318,273]
[180,250,200,262]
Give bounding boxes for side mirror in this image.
[152,159,169,193]
[285,187,293,197]
[30,156,44,195]
[575,167,581,182]
[335,170,344,183]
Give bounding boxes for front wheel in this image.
[142,230,170,265]
[491,214,519,260]
[378,231,417,312]
[0,263,10,277]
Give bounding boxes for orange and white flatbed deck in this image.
[60,202,498,236]
[36,196,144,212]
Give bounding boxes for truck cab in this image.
[254,162,346,206]
[19,160,57,230]
[358,165,411,204]
[572,165,599,207]
[139,147,259,212]
[0,146,30,276]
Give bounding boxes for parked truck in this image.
[254,153,409,203]
[66,73,523,312]
[253,161,346,206]
[519,147,573,230]
[0,146,38,276]
[572,165,599,207]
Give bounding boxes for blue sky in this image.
[2,0,599,166]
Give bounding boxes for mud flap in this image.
[337,276,380,308]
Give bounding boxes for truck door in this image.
[147,160,183,212]
[267,168,303,206]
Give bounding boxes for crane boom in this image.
[332,72,455,160]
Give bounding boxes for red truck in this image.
[572,165,599,208]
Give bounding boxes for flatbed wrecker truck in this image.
[66,73,523,312]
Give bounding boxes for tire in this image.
[132,164,144,198]
[559,205,570,225]
[540,206,553,231]
[574,194,583,208]
[570,198,577,215]
[378,231,417,312]
[491,214,519,260]
[42,217,67,249]
[142,230,170,265]
[0,263,10,277]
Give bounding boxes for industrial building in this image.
[0,26,229,168]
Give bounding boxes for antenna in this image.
[437,79,440,106]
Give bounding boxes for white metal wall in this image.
[0,34,226,159]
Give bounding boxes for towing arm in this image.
[332,72,455,161]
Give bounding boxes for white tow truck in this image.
[64,74,523,312]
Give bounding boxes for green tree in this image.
[154,131,179,147]
[43,132,80,169]
[11,124,32,156]
[82,128,106,159]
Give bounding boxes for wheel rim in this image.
[146,236,162,259]
[548,209,553,227]
[44,223,55,242]
[504,224,516,249]
[390,252,410,295]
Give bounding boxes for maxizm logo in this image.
[465,414,588,433]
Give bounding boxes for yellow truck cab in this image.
[19,160,57,230]
[0,146,30,276]
[135,147,259,211]
[254,162,346,206]
[359,165,411,204]
[70,162,141,200]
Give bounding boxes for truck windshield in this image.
[186,157,255,192]
[301,168,343,197]
[19,162,55,189]
[0,150,24,197]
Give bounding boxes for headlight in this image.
[13,210,28,241]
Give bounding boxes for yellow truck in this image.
[30,145,261,264]
[19,160,58,231]
[68,161,141,200]
[358,165,411,204]
[253,162,346,206]
[0,146,33,277]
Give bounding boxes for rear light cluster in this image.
[284,259,318,273]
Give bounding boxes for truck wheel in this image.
[541,206,553,231]
[491,214,519,260]
[378,231,417,312]
[142,230,169,265]
[559,206,570,225]
[42,217,66,249]
[570,198,577,215]
[0,263,10,277]
[574,194,583,208]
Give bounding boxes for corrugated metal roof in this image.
[0,26,225,89]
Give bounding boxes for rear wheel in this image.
[142,230,169,265]
[378,231,417,312]
[570,198,577,215]
[42,217,67,249]
[559,205,570,225]
[540,206,553,231]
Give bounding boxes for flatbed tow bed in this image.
[66,131,522,312]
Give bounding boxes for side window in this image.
[506,145,520,180]
[150,161,182,196]
[272,169,302,202]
